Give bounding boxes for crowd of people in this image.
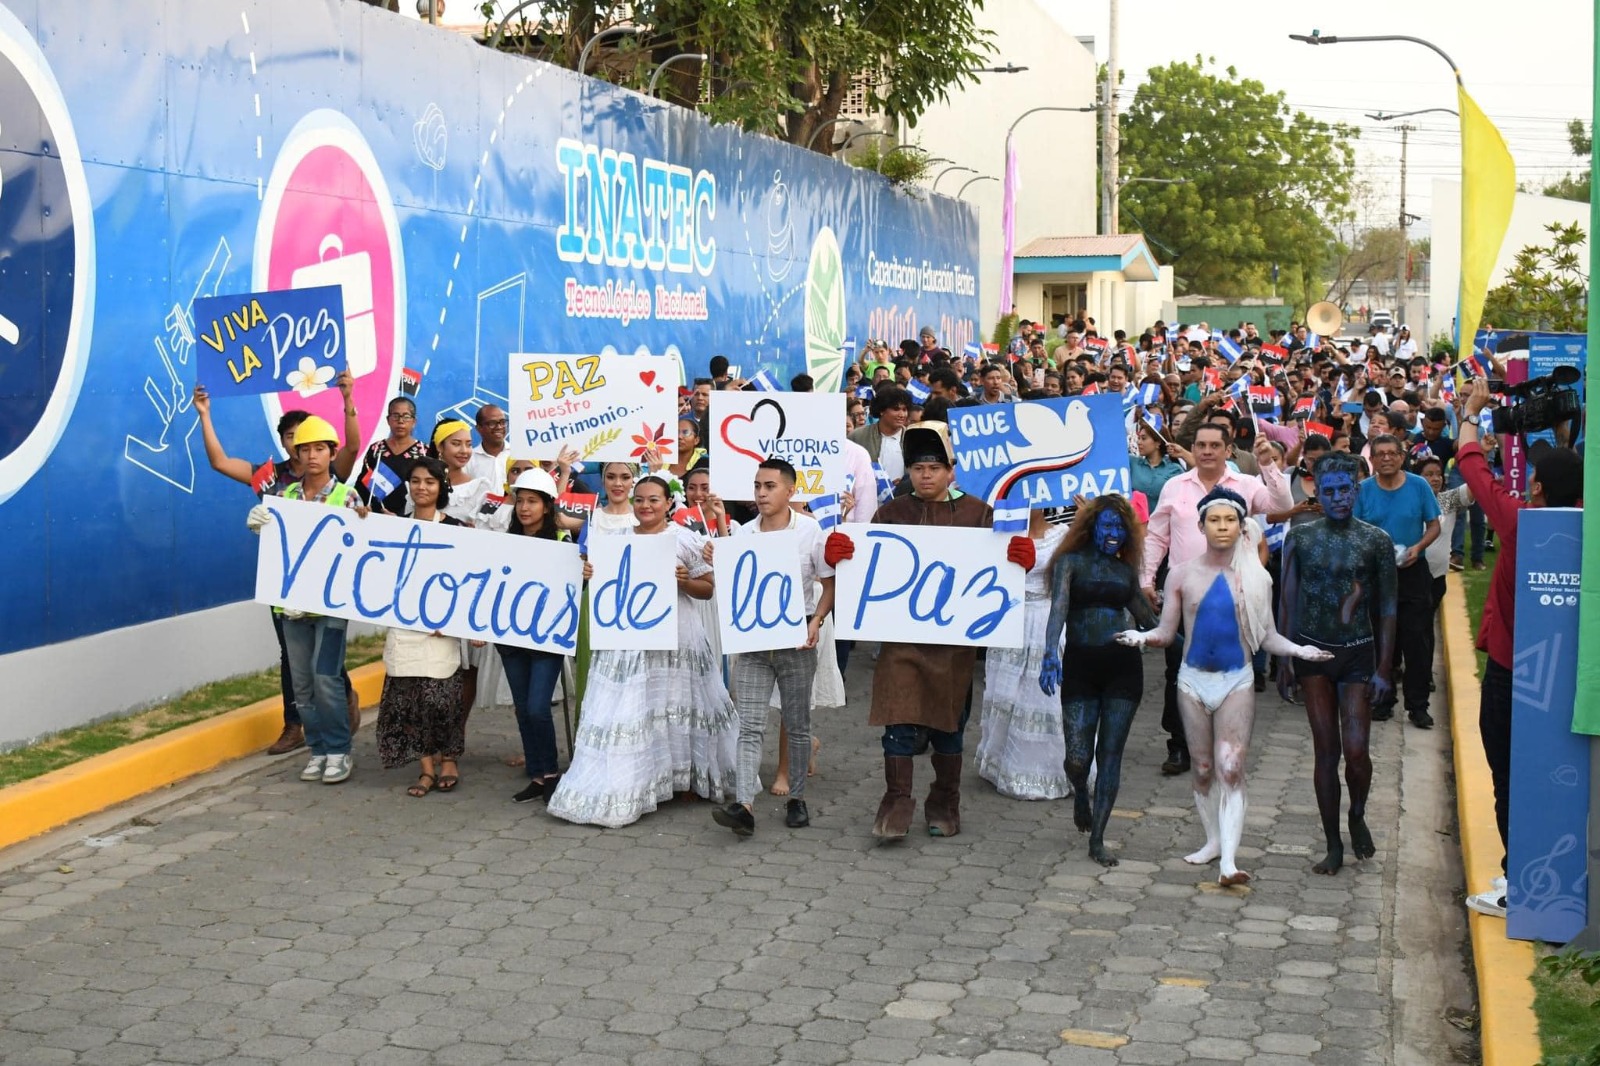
[200,312,1583,901]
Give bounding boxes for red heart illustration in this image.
[719,399,787,464]
[640,370,657,386]
[655,385,664,393]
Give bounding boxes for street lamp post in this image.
[957,175,997,199]
[1288,32,1461,78]
[839,131,891,153]
[1369,107,1459,121]
[805,117,860,151]
[577,26,641,75]
[933,165,977,194]
[647,52,707,97]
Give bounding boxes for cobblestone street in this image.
[0,647,1421,1066]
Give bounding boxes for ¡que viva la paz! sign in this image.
[192,285,347,399]
[708,392,845,502]
[948,395,1131,506]
[507,352,681,463]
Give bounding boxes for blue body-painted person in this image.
[1117,487,1332,886]
[1276,452,1399,876]
[1038,495,1159,866]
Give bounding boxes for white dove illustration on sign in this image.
[987,399,1097,504]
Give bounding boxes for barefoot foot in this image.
[1089,840,1119,868]
[1349,816,1375,859]
[769,774,791,797]
[1219,870,1252,887]
[1073,793,1092,832]
[1184,842,1221,865]
[808,736,821,777]
[1313,843,1344,875]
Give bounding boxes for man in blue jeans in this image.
[248,416,360,784]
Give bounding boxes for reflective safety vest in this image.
[274,480,353,617]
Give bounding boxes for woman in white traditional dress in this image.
[548,476,738,827]
[975,508,1073,800]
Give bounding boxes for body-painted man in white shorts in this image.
[1118,487,1331,885]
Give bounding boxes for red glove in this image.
[824,531,855,567]
[1007,535,1036,571]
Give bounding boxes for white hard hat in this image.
[511,468,558,498]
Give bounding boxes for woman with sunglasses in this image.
[357,395,428,513]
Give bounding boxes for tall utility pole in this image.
[1100,0,1120,235]
[1396,123,1412,315]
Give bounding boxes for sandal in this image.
[407,773,437,798]
[436,761,460,792]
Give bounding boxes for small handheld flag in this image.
[1134,382,1161,408]
[905,379,931,404]
[1215,335,1243,365]
[982,342,1000,356]
[1203,367,1223,394]
[1261,344,1289,361]
[808,493,842,531]
[1306,331,1321,352]
[673,504,709,536]
[250,460,278,496]
[1292,396,1316,419]
[1248,385,1280,419]
[556,492,598,522]
[399,367,422,396]
[962,341,983,360]
[749,369,780,392]
[1080,381,1101,396]
[992,497,1030,535]
[854,384,876,402]
[369,459,403,500]
[1440,374,1457,401]
[841,338,857,358]
[1306,420,1335,439]
[1228,377,1252,399]
[872,463,896,504]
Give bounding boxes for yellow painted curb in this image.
[1442,578,1542,1066]
[0,663,387,854]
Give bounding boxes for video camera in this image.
[1488,365,1583,436]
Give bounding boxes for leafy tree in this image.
[1482,222,1588,333]
[477,0,993,152]
[1118,57,1357,298]
[1323,225,1405,307]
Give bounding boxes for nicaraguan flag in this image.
[992,497,1030,535]
[963,341,983,360]
[749,369,780,392]
[369,460,403,500]
[1440,374,1457,401]
[1215,335,1243,364]
[905,379,931,404]
[1306,331,1320,351]
[1228,377,1251,399]
[841,338,857,357]
[1135,382,1161,407]
[872,463,896,504]
[809,493,842,531]
[1265,521,1287,553]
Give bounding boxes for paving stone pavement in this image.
[0,647,1407,1065]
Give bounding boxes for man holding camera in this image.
[1458,378,1585,918]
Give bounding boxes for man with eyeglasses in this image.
[466,404,511,483]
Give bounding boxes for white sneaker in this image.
[1466,891,1507,918]
[299,756,327,781]
[322,754,353,784]
[1491,876,1507,894]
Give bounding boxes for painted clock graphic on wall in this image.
[0,5,94,506]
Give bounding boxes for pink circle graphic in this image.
[255,111,405,460]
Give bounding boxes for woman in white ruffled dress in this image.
[976,510,1073,800]
[548,476,738,827]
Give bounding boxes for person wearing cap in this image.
[1393,326,1418,362]
[246,415,362,785]
[823,422,1036,839]
[1119,487,1332,885]
[495,467,573,802]
[917,325,949,364]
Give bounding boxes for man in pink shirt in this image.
[1141,423,1292,774]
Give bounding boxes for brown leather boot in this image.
[926,753,962,837]
[266,723,305,755]
[872,756,916,839]
[347,685,362,737]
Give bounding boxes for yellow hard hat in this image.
[292,415,340,449]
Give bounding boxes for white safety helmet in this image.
[511,468,558,499]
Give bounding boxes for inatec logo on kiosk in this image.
[0,7,95,505]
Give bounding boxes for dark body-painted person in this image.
[1277,452,1398,875]
[824,422,1034,840]
[1118,487,1331,885]
[1038,494,1159,867]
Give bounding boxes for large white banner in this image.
[255,498,583,654]
[586,534,679,651]
[708,392,845,501]
[507,352,681,462]
[713,529,809,654]
[833,524,1025,648]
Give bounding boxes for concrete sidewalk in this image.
[0,647,1469,1065]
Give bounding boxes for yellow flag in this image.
[1456,85,1516,348]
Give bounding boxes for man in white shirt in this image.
[711,458,836,836]
[465,404,510,484]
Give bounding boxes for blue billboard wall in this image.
[0,0,979,658]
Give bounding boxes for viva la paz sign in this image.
[193,285,346,399]
[507,352,680,463]
[948,395,1130,507]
